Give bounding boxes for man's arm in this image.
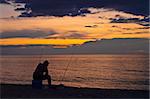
[45,67,49,76]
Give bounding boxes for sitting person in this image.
[33,60,51,86]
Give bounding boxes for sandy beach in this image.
[1,84,149,98]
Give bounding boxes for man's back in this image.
[33,63,48,79]
[34,63,43,75]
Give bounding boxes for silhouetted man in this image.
[33,60,51,86]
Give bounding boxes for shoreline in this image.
[1,84,149,98]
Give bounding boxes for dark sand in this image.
[1,84,149,98]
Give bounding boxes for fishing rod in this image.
[58,32,112,85]
[39,46,44,62]
[59,53,74,84]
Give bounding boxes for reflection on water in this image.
[0,54,149,90]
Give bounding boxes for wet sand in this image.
[1,84,149,98]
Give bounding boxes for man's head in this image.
[43,60,49,66]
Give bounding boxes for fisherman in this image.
[33,60,51,86]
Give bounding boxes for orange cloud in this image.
[0,8,149,47]
[0,38,94,46]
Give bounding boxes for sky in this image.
[0,0,149,54]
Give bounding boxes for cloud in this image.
[65,33,87,39]
[111,18,141,23]
[111,16,149,23]
[133,31,149,34]
[15,0,149,17]
[0,0,10,4]
[0,30,56,39]
[137,27,150,30]
[1,38,149,55]
[85,25,98,28]
[0,7,148,46]
[110,17,149,26]
[45,32,87,39]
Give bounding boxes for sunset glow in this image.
[0,8,149,47]
[0,1,149,96]
[0,38,93,46]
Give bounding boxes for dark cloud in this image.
[85,25,98,28]
[122,33,133,34]
[15,8,26,11]
[122,32,149,34]
[140,16,149,22]
[0,30,56,39]
[1,38,149,55]
[15,0,148,17]
[65,33,87,39]
[110,17,149,26]
[137,27,150,30]
[112,25,119,28]
[111,18,141,23]
[122,27,149,31]
[45,32,87,39]
[67,30,79,33]
[0,0,10,4]
[133,31,149,34]
[138,23,149,27]
[122,28,136,30]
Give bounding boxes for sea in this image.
[0,54,149,90]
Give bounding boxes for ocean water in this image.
[0,54,149,90]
